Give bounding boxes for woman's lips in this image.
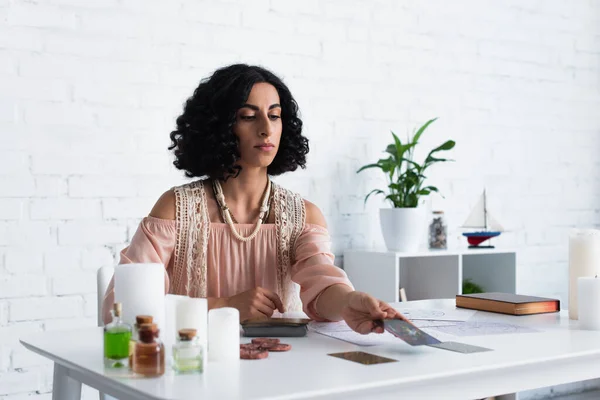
[255,144,275,151]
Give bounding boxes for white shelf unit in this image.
[343,248,517,303]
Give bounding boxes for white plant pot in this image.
[380,207,426,252]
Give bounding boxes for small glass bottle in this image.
[104,303,132,368]
[129,315,153,369]
[172,329,203,374]
[428,210,448,249]
[132,323,165,377]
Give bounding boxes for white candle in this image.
[569,229,600,320]
[114,263,166,333]
[175,297,208,366]
[208,307,240,362]
[164,294,187,358]
[578,277,600,330]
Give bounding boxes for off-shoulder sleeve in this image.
[291,224,354,321]
[101,216,176,324]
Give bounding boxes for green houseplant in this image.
[357,118,455,251]
[462,279,485,294]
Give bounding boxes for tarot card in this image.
[328,351,398,365]
[382,319,442,346]
[428,341,492,354]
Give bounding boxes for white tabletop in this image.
[20,299,600,400]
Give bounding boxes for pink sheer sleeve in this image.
[291,224,354,321]
[101,216,176,324]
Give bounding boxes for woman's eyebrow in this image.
[240,103,281,110]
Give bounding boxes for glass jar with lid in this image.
[172,328,203,374]
[428,210,447,249]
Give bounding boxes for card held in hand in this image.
[382,319,442,346]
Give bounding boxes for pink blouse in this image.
[103,217,353,323]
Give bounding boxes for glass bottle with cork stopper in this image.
[104,303,132,368]
[172,328,203,374]
[129,315,153,368]
[132,323,165,377]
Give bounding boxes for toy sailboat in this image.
[461,190,504,248]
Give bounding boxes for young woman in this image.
[102,64,404,334]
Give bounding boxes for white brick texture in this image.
[9,297,83,322]
[1,0,600,398]
[4,249,43,274]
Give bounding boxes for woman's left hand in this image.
[341,291,407,334]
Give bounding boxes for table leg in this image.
[52,363,82,400]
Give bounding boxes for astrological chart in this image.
[398,308,476,321]
[400,309,446,320]
[431,321,538,337]
[309,320,397,346]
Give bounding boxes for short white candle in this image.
[208,307,240,362]
[578,276,600,330]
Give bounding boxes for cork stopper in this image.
[135,315,153,325]
[178,329,197,341]
[138,323,159,343]
[112,303,122,317]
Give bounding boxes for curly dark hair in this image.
[168,64,309,180]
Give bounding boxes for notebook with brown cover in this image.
[456,292,560,315]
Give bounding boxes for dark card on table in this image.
[328,351,398,365]
[428,341,493,354]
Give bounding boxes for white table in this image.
[20,299,600,400]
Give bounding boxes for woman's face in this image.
[233,82,282,171]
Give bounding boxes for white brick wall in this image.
[1,0,599,398]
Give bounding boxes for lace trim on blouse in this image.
[172,180,306,311]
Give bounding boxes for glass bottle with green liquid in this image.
[104,302,132,368]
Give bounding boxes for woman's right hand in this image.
[223,287,285,322]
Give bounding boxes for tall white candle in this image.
[114,263,166,333]
[578,277,600,330]
[569,229,600,320]
[208,307,240,362]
